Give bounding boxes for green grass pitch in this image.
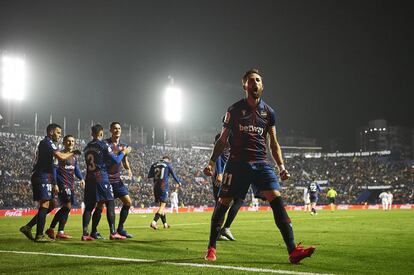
[0,210,413,274]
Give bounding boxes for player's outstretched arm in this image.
[203,127,230,176]
[169,167,181,185]
[53,150,75,161]
[268,126,290,181]
[108,146,131,164]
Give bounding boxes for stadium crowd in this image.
[0,132,413,209]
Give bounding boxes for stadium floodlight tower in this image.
[1,54,26,101]
[164,76,182,123]
[164,76,182,147]
[1,53,26,131]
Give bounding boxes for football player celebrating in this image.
[203,69,315,263]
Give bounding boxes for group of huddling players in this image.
[19,122,183,242]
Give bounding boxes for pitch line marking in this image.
[0,250,333,275]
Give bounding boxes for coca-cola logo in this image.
[4,210,23,217]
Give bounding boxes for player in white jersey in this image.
[387,191,393,210]
[170,190,179,214]
[303,188,311,212]
[379,191,389,211]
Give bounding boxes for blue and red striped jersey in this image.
[148,160,181,185]
[223,99,276,162]
[56,155,83,189]
[105,138,128,184]
[32,136,59,180]
[83,139,125,181]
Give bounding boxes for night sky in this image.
[0,0,412,150]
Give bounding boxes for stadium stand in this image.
[0,131,413,209]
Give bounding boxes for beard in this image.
[250,87,263,99]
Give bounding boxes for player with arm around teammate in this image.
[81,124,131,241]
[20,124,81,242]
[148,156,181,229]
[203,69,315,263]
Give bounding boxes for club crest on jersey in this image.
[238,124,264,135]
[241,110,246,116]
[260,110,267,118]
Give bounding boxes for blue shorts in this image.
[154,181,169,203]
[218,161,280,200]
[84,178,114,207]
[57,185,75,205]
[310,193,318,203]
[31,174,53,201]
[111,181,129,199]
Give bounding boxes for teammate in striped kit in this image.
[45,135,85,239]
[85,122,136,238]
[106,122,134,237]
[81,124,131,241]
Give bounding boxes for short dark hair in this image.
[91,124,104,136]
[110,121,121,129]
[162,155,171,161]
[63,135,74,143]
[46,123,61,134]
[242,68,263,83]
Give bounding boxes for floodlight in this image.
[1,55,26,101]
[164,86,182,123]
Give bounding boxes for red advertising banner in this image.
[0,204,412,217]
